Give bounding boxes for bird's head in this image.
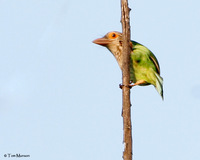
[93,31,132,68]
[93,31,123,67]
[93,31,123,54]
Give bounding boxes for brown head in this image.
[93,31,124,68]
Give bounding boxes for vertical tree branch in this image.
[121,0,132,160]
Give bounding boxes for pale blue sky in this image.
[0,0,200,160]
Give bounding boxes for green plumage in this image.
[93,31,164,99]
[130,41,163,99]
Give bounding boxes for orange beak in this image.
[92,37,111,46]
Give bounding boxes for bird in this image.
[93,31,164,100]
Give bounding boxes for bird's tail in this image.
[154,72,164,100]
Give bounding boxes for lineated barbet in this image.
[93,31,163,99]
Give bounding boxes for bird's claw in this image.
[119,84,132,89]
[119,84,123,89]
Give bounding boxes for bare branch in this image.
[121,0,132,160]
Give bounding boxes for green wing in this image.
[131,41,160,75]
[149,52,160,74]
[130,40,164,99]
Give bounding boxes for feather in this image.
[155,72,164,100]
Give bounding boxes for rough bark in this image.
[121,0,132,160]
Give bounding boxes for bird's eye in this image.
[108,32,118,39]
[112,33,116,37]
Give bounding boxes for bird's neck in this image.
[108,45,122,69]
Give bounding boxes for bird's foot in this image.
[129,80,147,87]
[120,80,146,89]
[119,83,132,89]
